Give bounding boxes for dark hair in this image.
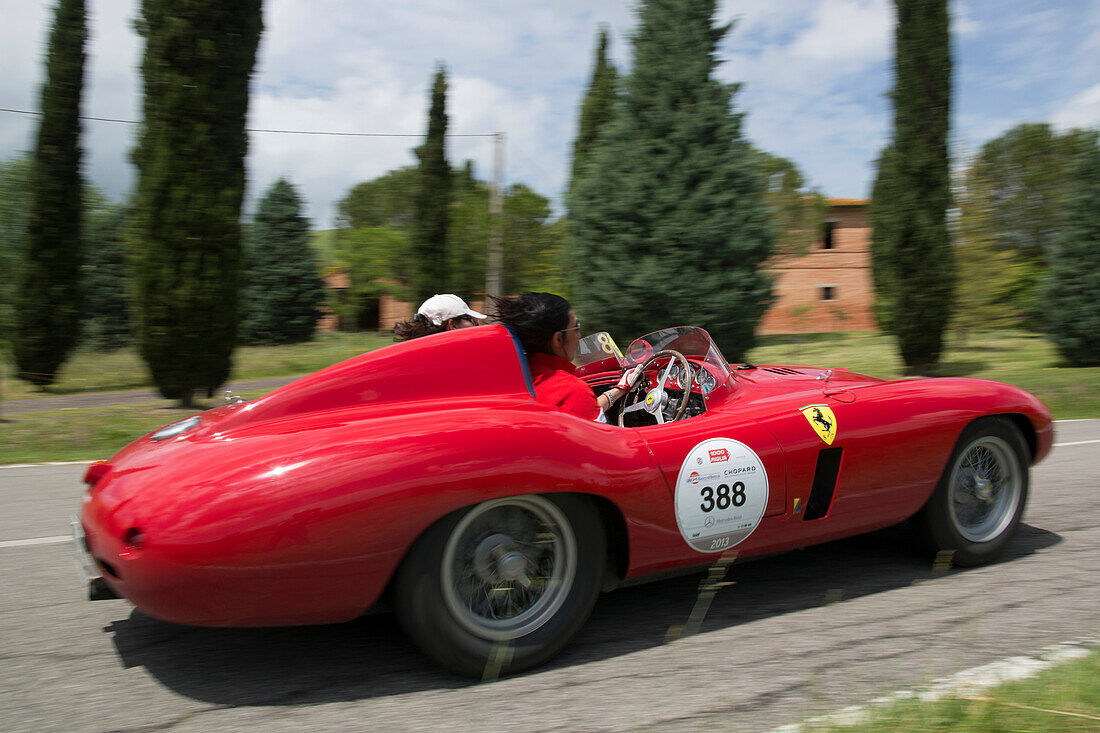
[393,313,446,342]
[491,292,572,355]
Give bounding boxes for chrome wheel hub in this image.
[441,496,577,641]
[974,476,994,502]
[948,436,1022,543]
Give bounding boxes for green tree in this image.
[0,155,33,350]
[754,149,827,257]
[1042,145,1100,365]
[14,0,86,387]
[570,27,618,188]
[331,226,411,328]
[951,201,1025,335]
[337,166,418,230]
[958,123,1098,323]
[502,184,564,294]
[128,1,262,406]
[81,202,131,349]
[568,0,772,359]
[446,172,489,300]
[869,144,901,334]
[412,66,451,301]
[870,0,953,371]
[332,162,565,320]
[241,178,324,344]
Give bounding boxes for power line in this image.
[0,106,496,137]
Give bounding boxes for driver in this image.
[492,293,642,423]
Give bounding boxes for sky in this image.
[1,0,1098,229]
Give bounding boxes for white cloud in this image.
[1051,83,1100,130]
[786,0,892,69]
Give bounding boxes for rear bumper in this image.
[70,513,119,601]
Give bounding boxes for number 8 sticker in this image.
[674,438,769,553]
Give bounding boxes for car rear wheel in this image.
[912,417,1029,567]
[394,494,605,678]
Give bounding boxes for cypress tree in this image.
[568,0,772,359]
[870,0,953,371]
[14,0,86,387]
[240,178,324,344]
[412,66,451,301]
[0,155,33,350]
[128,1,262,406]
[570,27,617,187]
[1042,145,1100,365]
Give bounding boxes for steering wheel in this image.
[618,349,693,426]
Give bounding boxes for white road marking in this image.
[0,535,71,549]
[1054,439,1100,448]
[770,636,1099,732]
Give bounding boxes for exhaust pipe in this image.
[89,576,119,601]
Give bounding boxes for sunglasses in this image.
[559,320,581,335]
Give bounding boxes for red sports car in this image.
[76,325,1052,676]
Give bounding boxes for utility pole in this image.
[485,131,505,299]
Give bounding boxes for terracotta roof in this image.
[826,198,870,206]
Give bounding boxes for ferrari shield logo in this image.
[801,404,837,445]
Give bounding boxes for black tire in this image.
[911,416,1030,567]
[394,494,605,678]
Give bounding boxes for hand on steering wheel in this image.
[617,349,693,426]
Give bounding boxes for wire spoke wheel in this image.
[947,435,1022,543]
[441,496,578,641]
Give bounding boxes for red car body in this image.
[79,324,1052,670]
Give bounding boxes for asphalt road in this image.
[1,420,1097,733]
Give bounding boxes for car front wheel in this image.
[912,417,1029,567]
[394,494,605,677]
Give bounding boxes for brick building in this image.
[757,198,875,334]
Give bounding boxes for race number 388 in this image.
[674,438,768,553]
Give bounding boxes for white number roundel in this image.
[674,438,769,553]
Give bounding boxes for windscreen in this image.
[622,327,731,387]
[573,331,624,371]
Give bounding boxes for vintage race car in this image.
[77,325,1053,676]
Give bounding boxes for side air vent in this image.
[804,447,843,520]
[763,367,805,375]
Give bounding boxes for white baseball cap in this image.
[416,294,488,326]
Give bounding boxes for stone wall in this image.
[757,201,875,334]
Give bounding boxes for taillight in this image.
[83,461,111,487]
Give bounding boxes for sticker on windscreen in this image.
[675,438,769,553]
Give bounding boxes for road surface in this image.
[1,420,1097,732]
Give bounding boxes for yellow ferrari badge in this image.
[645,392,656,407]
[801,404,837,445]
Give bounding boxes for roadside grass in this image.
[0,387,271,465]
[747,329,1100,419]
[0,328,1095,465]
[0,330,392,401]
[811,647,1100,732]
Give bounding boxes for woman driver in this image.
[492,292,641,422]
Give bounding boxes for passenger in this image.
[393,294,487,341]
[492,292,641,423]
